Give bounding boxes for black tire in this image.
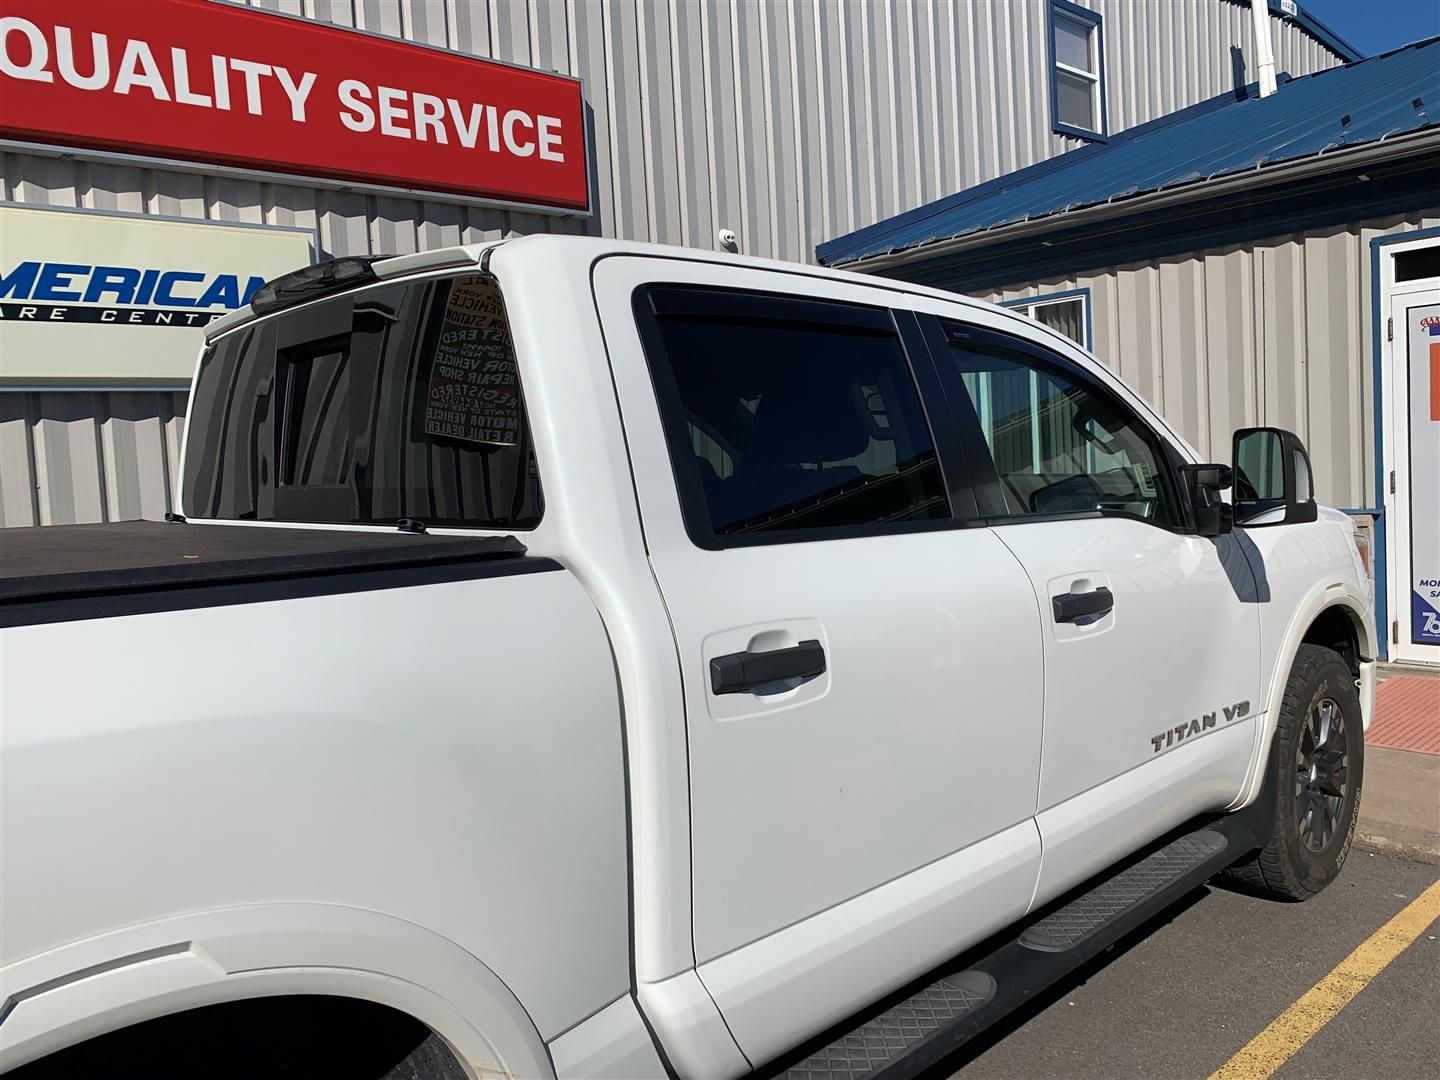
[7,997,469,1080]
[378,1033,471,1080]
[1224,644,1364,901]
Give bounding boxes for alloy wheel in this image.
[1295,697,1349,852]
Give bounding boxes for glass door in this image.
[1388,287,1440,666]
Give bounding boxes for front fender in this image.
[0,904,553,1078]
[1227,583,1374,812]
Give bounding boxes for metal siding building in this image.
[816,36,1440,659]
[971,212,1440,511]
[815,37,1440,511]
[0,0,1349,526]
[0,391,187,528]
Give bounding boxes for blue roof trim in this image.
[888,169,1438,295]
[816,88,1241,266]
[817,37,1438,267]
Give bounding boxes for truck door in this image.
[592,258,1044,1063]
[919,312,1264,909]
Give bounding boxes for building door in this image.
[1387,283,1440,666]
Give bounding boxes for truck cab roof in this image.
[204,234,1012,344]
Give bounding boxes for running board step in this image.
[771,822,1252,1080]
[779,971,996,1080]
[1018,829,1228,952]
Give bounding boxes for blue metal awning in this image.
[817,37,1439,268]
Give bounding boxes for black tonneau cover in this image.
[0,521,526,604]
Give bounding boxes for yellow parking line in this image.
[1209,876,1440,1080]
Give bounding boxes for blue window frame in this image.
[1048,0,1107,142]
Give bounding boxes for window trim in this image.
[629,283,961,551]
[1000,287,1093,351]
[1048,0,1108,143]
[920,314,1202,535]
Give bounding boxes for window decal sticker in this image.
[424,276,521,446]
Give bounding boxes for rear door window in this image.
[633,285,949,546]
[182,275,542,529]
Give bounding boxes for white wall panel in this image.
[0,402,37,528]
[0,394,189,528]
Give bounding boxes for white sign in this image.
[0,203,314,385]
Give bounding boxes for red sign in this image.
[0,0,589,212]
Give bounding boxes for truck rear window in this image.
[182,275,542,530]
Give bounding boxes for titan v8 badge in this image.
[1151,700,1251,754]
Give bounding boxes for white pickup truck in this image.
[0,236,1377,1080]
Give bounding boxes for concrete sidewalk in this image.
[1357,665,1439,863]
[1357,745,1440,863]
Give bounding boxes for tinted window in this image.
[1394,246,1440,282]
[182,275,542,529]
[636,286,948,544]
[942,324,1179,527]
[1031,298,1085,345]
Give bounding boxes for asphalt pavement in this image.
[943,850,1440,1080]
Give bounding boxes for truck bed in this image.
[1,520,630,1041]
[0,521,536,626]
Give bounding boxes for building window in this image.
[1004,291,1091,349]
[1049,0,1106,142]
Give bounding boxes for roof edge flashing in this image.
[832,128,1440,274]
[816,77,1292,266]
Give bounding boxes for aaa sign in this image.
[0,0,589,212]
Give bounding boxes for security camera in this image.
[717,228,738,251]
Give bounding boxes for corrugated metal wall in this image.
[0,392,187,528]
[973,212,1440,510]
[1105,0,1340,134]
[0,0,1340,265]
[0,0,1343,526]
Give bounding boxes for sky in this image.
[1301,0,1440,57]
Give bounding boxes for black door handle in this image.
[710,639,827,695]
[1052,587,1114,623]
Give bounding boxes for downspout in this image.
[1251,0,1279,97]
